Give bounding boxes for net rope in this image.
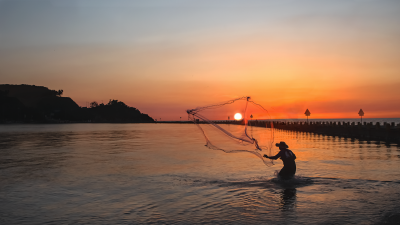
[187,96,275,166]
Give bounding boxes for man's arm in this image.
[264,151,281,160]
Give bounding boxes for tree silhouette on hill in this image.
[0,85,154,123]
[86,99,154,123]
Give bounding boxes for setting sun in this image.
[234,113,242,120]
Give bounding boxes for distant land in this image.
[0,84,154,123]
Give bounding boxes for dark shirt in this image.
[269,149,296,164]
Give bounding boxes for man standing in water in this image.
[263,142,296,179]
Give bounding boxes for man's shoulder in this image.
[285,149,295,156]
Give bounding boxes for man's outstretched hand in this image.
[263,154,268,158]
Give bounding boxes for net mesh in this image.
[187,97,276,166]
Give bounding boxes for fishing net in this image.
[187,97,276,166]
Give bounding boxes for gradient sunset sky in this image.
[1,0,399,120]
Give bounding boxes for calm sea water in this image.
[1,123,399,224]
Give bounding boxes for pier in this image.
[249,120,400,144]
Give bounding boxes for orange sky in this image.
[1,0,399,120]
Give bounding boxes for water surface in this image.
[1,124,399,224]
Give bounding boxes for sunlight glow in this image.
[234,113,242,120]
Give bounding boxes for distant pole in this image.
[304,109,311,124]
[358,109,364,123]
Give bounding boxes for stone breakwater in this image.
[249,121,400,144]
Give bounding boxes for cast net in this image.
[187,96,276,166]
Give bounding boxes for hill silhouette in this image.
[84,99,154,123]
[0,84,154,123]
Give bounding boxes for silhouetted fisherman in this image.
[263,141,296,179]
